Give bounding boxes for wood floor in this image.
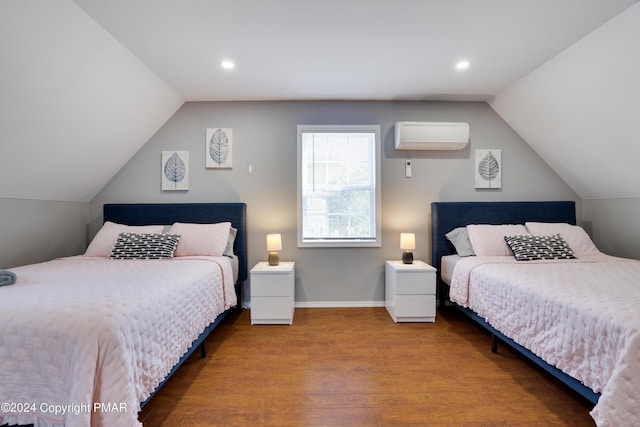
[139,307,596,426]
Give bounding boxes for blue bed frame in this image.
[102,203,247,408]
[431,201,600,405]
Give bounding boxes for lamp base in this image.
[402,251,414,264]
[268,252,280,266]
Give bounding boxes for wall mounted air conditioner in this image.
[394,121,469,150]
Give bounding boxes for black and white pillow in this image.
[110,233,180,260]
[504,234,577,261]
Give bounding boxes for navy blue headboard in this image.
[103,203,248,283]
[431,201,576,280]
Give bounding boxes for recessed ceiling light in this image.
[221,60,235,70]
[455,60,470,70]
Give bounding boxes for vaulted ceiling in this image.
[1,0,638,202]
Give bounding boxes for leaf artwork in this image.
[164,152,186,189]
[209,129,229,167]
[478,151,500,187]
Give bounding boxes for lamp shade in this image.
[400,233,415,250]
[266,233,282,251]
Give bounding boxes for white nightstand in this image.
[250,261,295,325]
[385,260,437,323]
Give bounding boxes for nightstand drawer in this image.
[397,294,436,318]
[251,297,293,321]
[251,274,293,297]
[396,271,436,294]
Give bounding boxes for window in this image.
[297,125,381,247]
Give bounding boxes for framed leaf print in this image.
[206,128,233,168]
[162,151,189,190]
[475,149,501,189]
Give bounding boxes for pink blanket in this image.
[0,256,235,427]
[449,253,640,427]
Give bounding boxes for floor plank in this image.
[139,307,595,426]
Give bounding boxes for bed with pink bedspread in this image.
[432,201,640,427]
[0,203,247,427]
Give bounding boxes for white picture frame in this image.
[205,128,233,169]
[162,150,189,190]
[475,149,502,189]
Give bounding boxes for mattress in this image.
[228,254,239,283]
[440,254,463,285]
[0,255,235,427]
[449,253,640,427]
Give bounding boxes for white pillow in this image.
[170,222,232,257]
[467,224,530,256]
[525,222,600,255]
[85,222,164,257]
[445,227,475,257]
[224,227,238,257]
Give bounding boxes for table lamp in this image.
[400,233,415,264]
[266,233,282,266]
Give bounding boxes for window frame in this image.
[296,124,381,248]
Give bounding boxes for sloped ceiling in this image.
[1,0,637,202]
[0,0,183,202]
[491,2,640,200]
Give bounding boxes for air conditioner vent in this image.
[395,121,469,150]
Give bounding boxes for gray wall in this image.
[90,101,580,306]
[583,198,640,259]
[0,198,88,268]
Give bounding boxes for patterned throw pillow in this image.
[504,234,577,261]
[110,233,180,260]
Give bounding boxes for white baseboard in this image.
[243,301,385,309]
[295,301,385,308]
